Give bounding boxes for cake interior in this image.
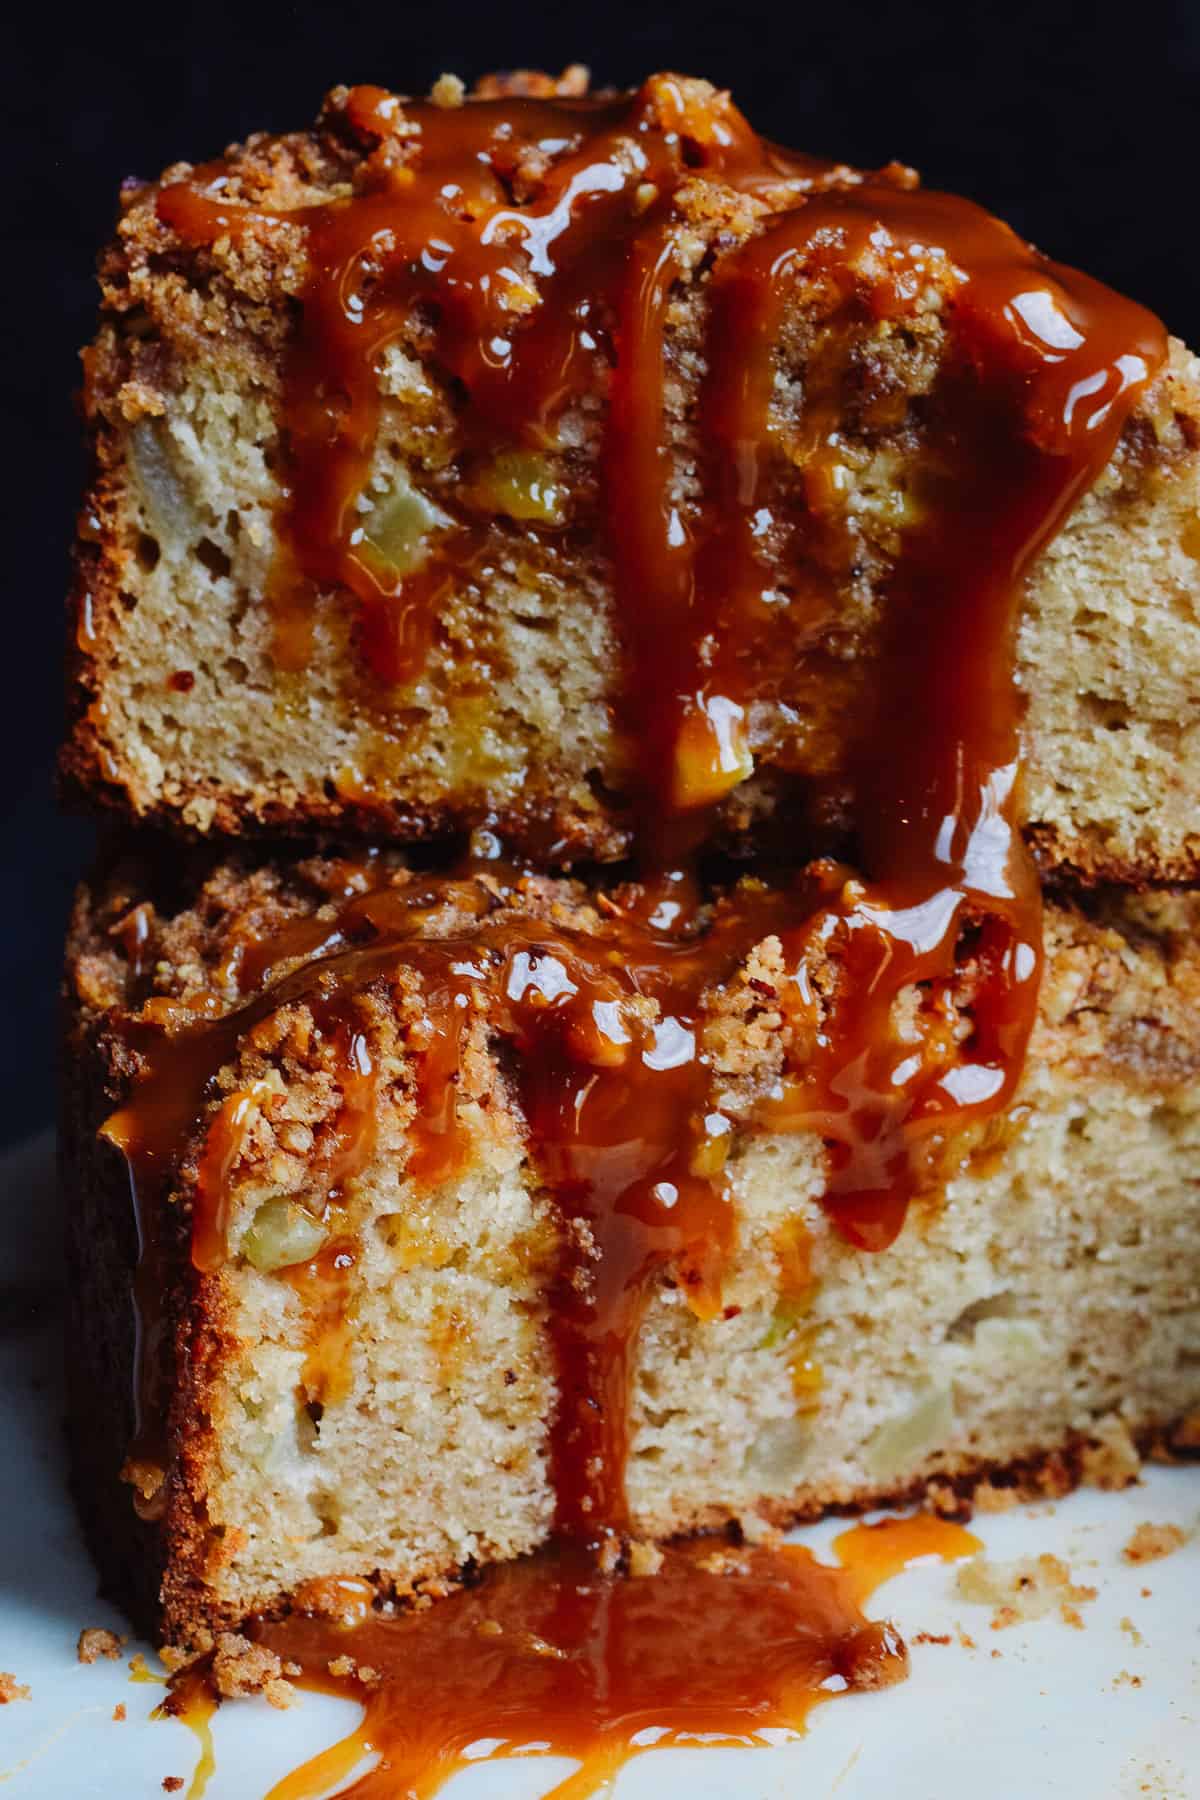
[66,854,1200,1640]
[58,68,1200,1799]
[66,75,1200,880]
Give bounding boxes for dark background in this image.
[6,0,1197,1149]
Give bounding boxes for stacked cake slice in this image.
[61,69,1200,1649]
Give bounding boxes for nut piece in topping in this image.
[628,1539,664,1577]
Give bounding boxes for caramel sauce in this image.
[108,69,1167,1794]
[160,1683,216,1800]
[106,864,798,1531]
[142,77,1167,1290]
[164,1516,979,1800]
[154,78,1163,852]
[155,80,860,701]
[282,1236,360,1411]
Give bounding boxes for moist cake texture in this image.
[64,851,1200,1645]
[59,66,1200,1701]
[63,72,1200,880]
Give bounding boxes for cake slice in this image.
[63,849,1200,1648]
[63,71,1200,881]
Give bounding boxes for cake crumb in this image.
[1122,1522,1188,1565]
[738,1512,783,1548]
[1080,1414,1142,1489]
[912,1631,952,1646]
[957,1552,1097,1628]
[429,73,465,109]
[113,1703,127,1721]
[0,1672,30,1703]
[78,1626,125,1664]
[628,1540,664,1578]
[1120,1615,1145,1647]
[414,1574,459,1604]
[163,1780,184,1793]
[212,1632,292,1702]
[158,1628,213,1676]
[969,1477,1021,1514]
[158,1646,195,1674]
[325,1652,379,1685]
[1112,1670,1143,1689]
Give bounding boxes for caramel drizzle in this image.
[156,79,856,689]
[161,1516,979,1800]
[106,867,797,1534]
[710,189,1164,1246]
[119,78,1170,1546]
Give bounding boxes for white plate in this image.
[3,1131,1198,1798]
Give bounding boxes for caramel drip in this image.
[282,1237,360,1411]
[748,190,1160,1246]
[116,76,1168,1702]
[157,80,845,690]
[148,90,1165,1287]
[160,1515,978,1800]
[154,82,1163,856]
[106,866,807,1534]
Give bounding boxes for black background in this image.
[6,0,1197,1149]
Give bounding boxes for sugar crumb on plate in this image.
[78,1625,125,1663]
[1121,1522,1189,1564]
[956,1551,1097,1629]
